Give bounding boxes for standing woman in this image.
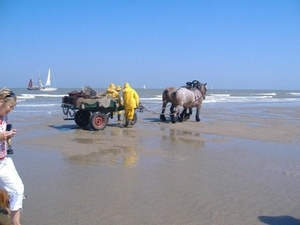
[0,88,24,225]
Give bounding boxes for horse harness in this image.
[192,89,203,104]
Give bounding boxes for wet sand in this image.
[10,105,300,224]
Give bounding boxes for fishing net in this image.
[81,85,98,98]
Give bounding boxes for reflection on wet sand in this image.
[106,127,123,136]
[67,146,138,166]
[73,126,134,138]
[67,123,206,167]
[160,127,205,147]
[72,138,95,144]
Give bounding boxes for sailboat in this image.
[143,84,146,89]
[40,68,57,92]
[27,72,43,90]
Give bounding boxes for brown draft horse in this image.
[160,80,206,122]
[169,81,207,123]
[160,86,177,122]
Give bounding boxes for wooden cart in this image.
[61,93,137,130]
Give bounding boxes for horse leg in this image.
[180,107,188,121]
[178,106,183,122]
[186,107,192,120]
[195,107,201,122]
[160,105,167,121]
[160,96,169,122]
[170,104,176,123]
[180,107,192,121]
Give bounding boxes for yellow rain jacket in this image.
[106,83,118,98]
[115,85,123,106]
[123,83,139,109]
[106,88,118,98]
[115,85,122,91]
[109,83,116,90]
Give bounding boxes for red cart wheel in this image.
[89,111,108,130]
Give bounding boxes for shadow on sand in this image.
[48,124,79,131]
[142,117,163,123]
[258,215,300,225]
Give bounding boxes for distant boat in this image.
[40,68,57,92]
[143,85,146,89]
[27,72,43,90]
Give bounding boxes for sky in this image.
[0,0,299,90]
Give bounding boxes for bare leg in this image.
[11,209,21,225]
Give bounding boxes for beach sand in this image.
[10,105,300,224]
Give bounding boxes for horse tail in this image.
[161,88,171,111]
[162,89,169,103]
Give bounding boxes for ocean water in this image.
[8,87,300,118]
[8,87,300,225]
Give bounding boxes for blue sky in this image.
[0,0,299,90]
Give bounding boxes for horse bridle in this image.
[195,83,206,100]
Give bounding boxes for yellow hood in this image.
[124,82,130,88]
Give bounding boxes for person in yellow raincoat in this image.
[122,82,139,128]
[115,85,123,121]
[106,83,118,98]
[106,83,123,121]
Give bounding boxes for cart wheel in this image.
[131,113,137,125]
[90,112,108,130]
[75,110,90,127]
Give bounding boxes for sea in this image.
[7,87,300,225]
[8,87,300,118]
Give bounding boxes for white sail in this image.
[40,68,57,91]
[44,68,51,87]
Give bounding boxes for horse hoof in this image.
[160,115,166,122]
[184,114,190,120]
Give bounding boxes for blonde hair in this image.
[0,87,17,107]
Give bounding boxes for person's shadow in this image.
[258,215,300,225]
